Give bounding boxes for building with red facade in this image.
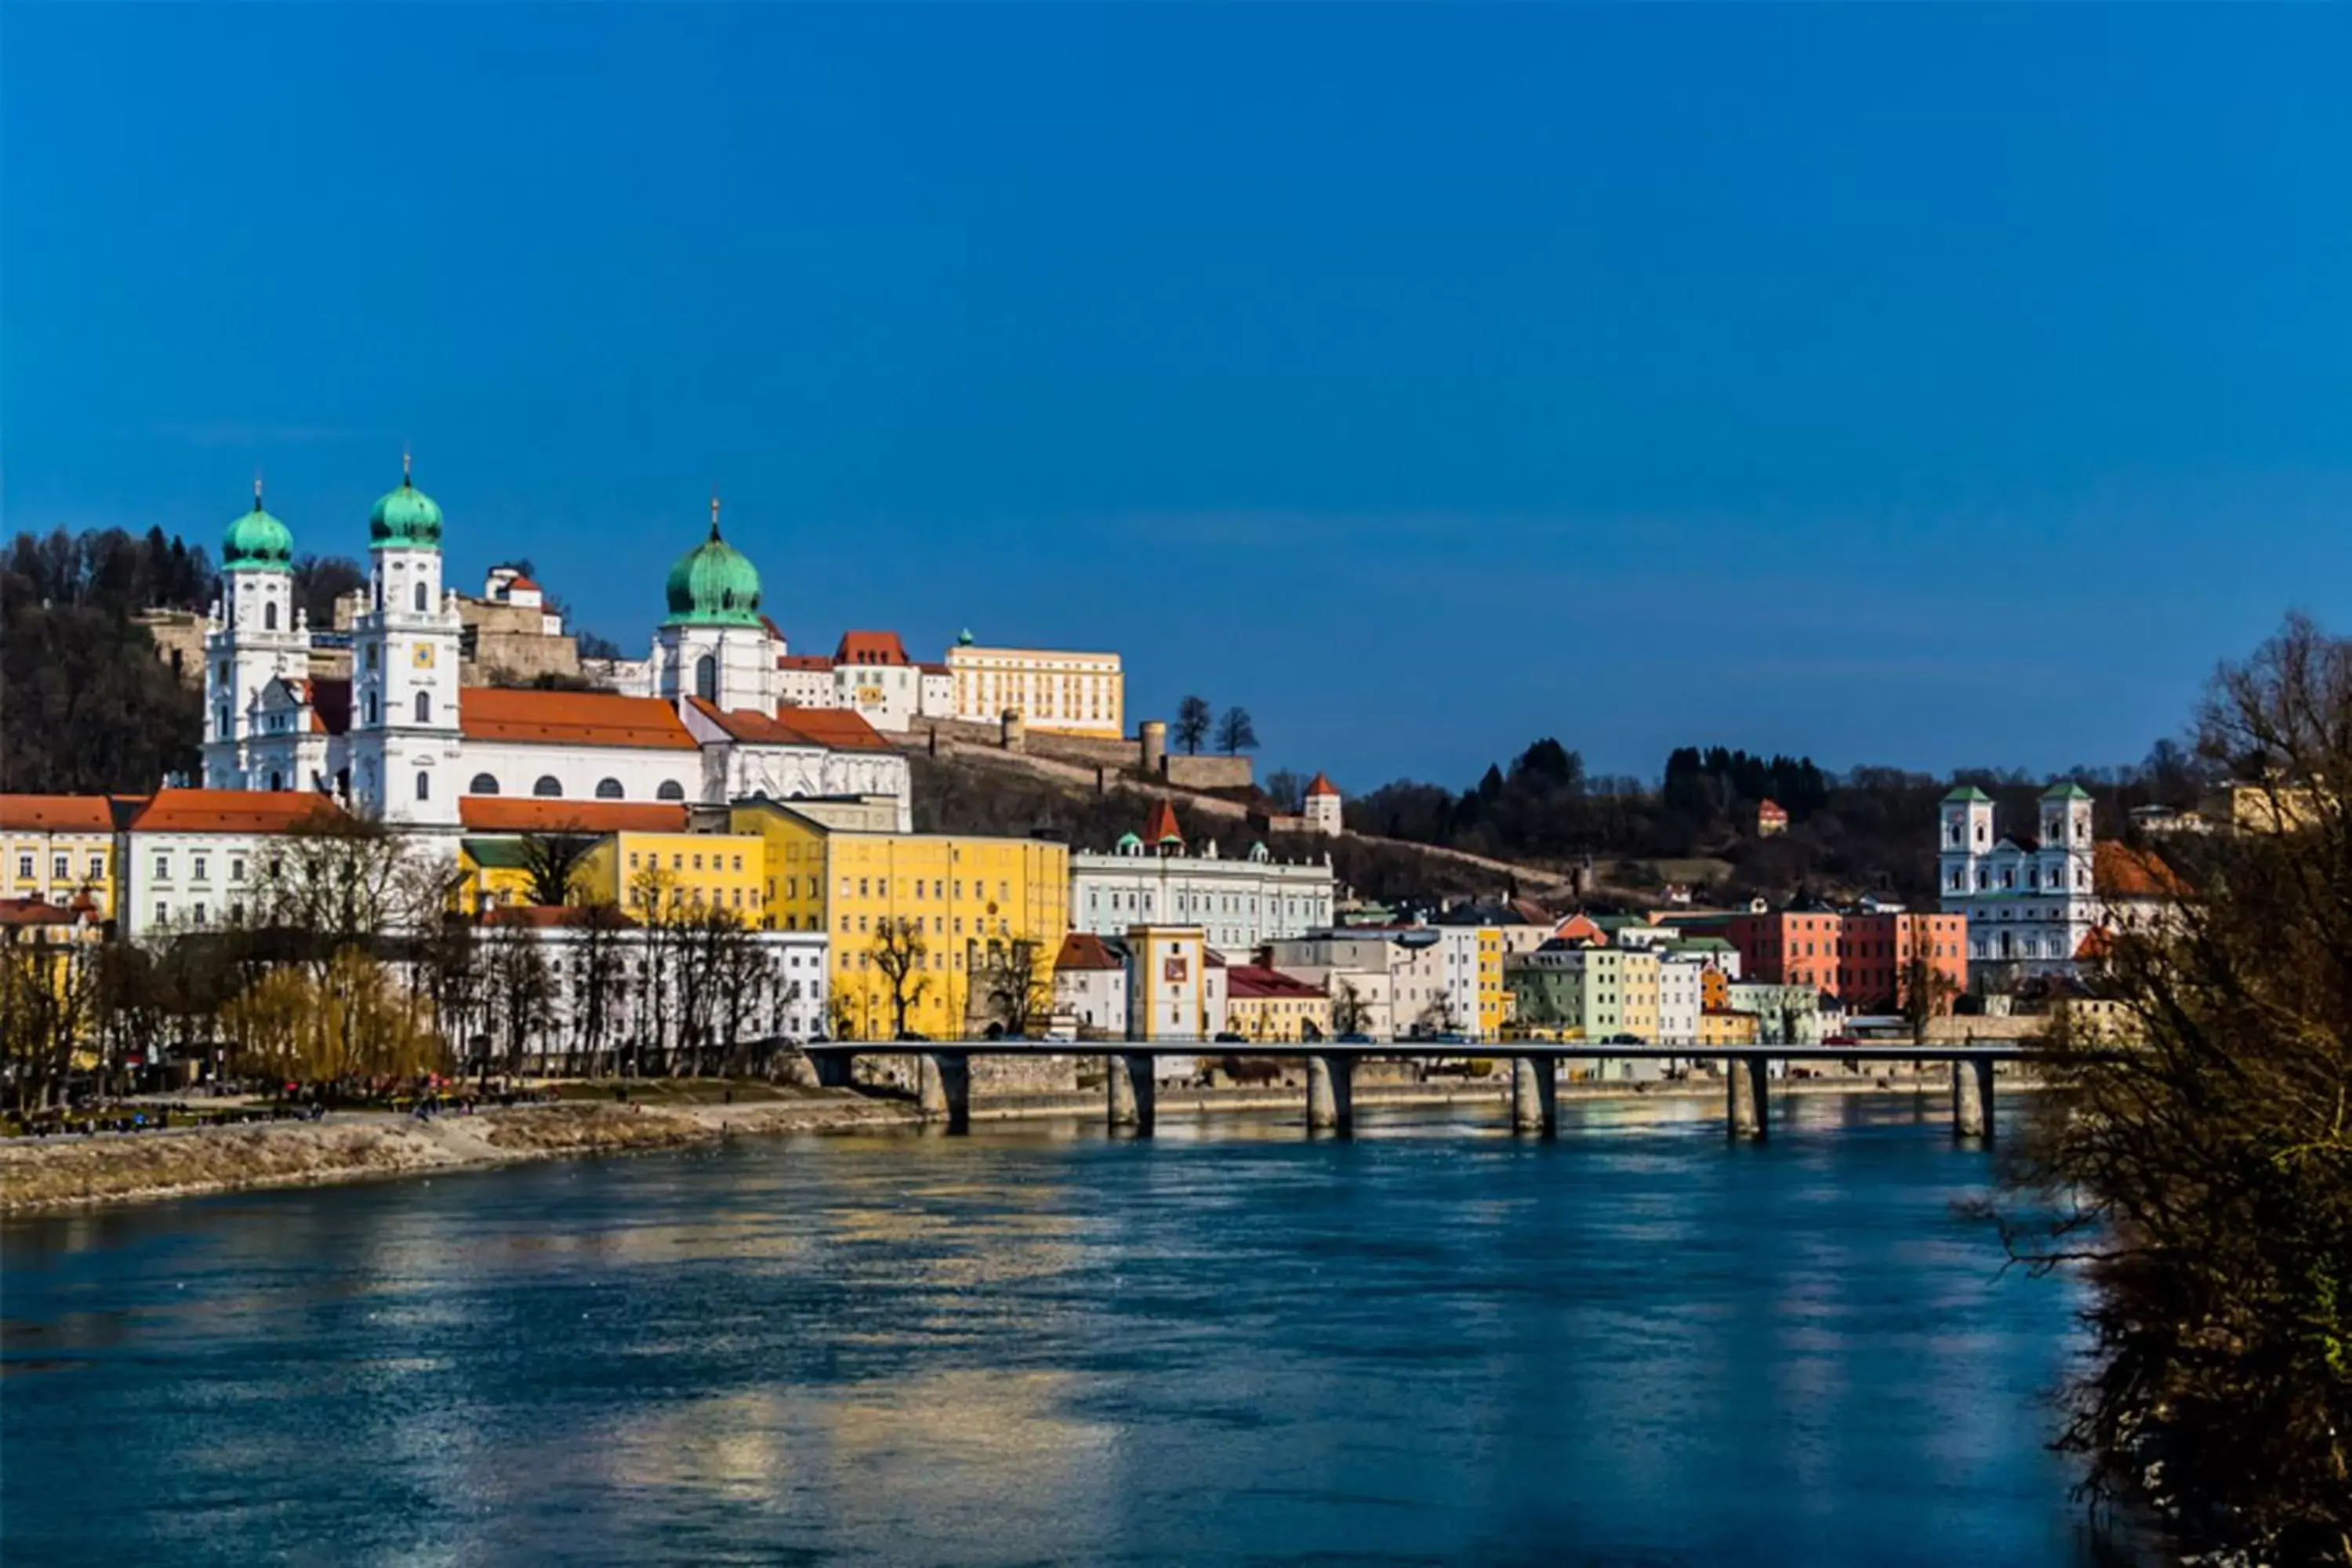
[1724,905,1967,1014]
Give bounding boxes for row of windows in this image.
[14,854,107,883]
[151,853,270,883]
[467,775,688,801]
[626,851,747,874]
[836,913,1013,938]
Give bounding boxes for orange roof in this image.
[130,789,348,835]
[834,630,909,666]
[0,896,86,927]
[1227,964,1324,1000]
[1054,931,1125,971]
[760,706,895,753]
[777,652,833,672]
[2075,927,2117,962]
[1552,913,1607,946]
[0,795,116,832]
[1145,799,1182,842]
[2095,841,2186,899]
[459,689,697,750]
[1305,771,1340,798]
[458,798,691,835]
[505,575,542,593]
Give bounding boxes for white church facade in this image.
[199,470,911,840]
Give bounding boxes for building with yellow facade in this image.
[1699,1007,1759,1047]
[945,641,1123,739]
[730,800,1069,1039]
[0,797,120,920]
[1223,964,1331,1043]
[592,831,767,921]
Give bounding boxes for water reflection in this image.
[2,1100,2140,1565]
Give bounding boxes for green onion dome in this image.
[368,459,444,549]
[223,486,295,572]
[663,503,764,627]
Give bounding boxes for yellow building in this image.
[594,832,767,923]
[1475,927,1506,1040]
[946,643,1123,739]
[0,797,119,920]
[731,801,1069,1040]
[1224,965,1330,1043]
[1700,1007,1759,1047]
[2201,780,2328,835]
[1127,925,1207,1039]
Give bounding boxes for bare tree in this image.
[1174,695,1213,756]
[481,923,554,1081]
[1215,706,1258,757]
[518,829,600,908]
[1897,952,1960,1047]
[1,927,103,1109]
[1262,769,1307,814]
[1330,978,1372,1037]
[976,938,1051,1037]
[868,917,931,1039]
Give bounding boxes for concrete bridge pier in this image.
[1107,1054,1157,1134]
[1511,1055,1557,1136]
[1951,1058,1994,1141]
[1726,1054,1771,1141]
[918,1051,971,1134]
[1305,1054,1355,1135]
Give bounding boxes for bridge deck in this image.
[798,1040,2039,1064]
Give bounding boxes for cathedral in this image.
[199,466,911,836]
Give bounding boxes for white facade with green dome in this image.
[201,483,315,791]
[1936,782,2100,974]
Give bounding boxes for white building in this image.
[1051,931,1130,1037]
[1070,800,1336,956]
[1657,953,1705,1046]
[1938,783,2100,975]
[199,474,913,838]
[946,637,1123,739]
[1265,927,1449,1041]
[1303,771,1344,837]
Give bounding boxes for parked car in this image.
[1213,1031,1246,1044]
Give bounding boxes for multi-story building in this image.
[1835,911,1968,1012]
[1265,927,1448,1040]
[1051,932,1129,1037]
[1222,965,1332,1043]
[1070,800,1335,956]
[1435,926,1504,1040]
[1505,943,1663,1042]
[945,639,1123,739]
[1657,953,1706,1045]
[729,800,1069,1040]
[1126,926,1210,1040]
[1725,982,1841,1045]
[591,830,768,922]
[118,789,355,938]
[1724,906,1846,996]
[0,797,121,920]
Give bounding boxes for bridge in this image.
[797,1040,2037,1142]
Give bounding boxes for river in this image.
[1,1092,2140,1565]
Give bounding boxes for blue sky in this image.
[7,5,2348,793]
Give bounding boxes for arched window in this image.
[415,771,430,801]
[415,691,431,723]
[216,706,230,736]
[656,780,686,801]
[469,774,499,795]
[373,574,383,611]
[694,654,717,701]
[413,581,429,613]
[267,771,283,792]
[595,779,624,800]
[263,601,278,631]
[533,776,562,797]
[364,693,378,726]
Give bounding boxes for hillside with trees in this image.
[2,527,214,794]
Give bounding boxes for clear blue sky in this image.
[7,5,2348,793]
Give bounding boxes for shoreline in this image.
[0,1072,2031,1218]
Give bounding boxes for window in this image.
[230,857,245,882]
[365,644,379,670]
[193,903,208,927]
[413,580,429,613]
[14,855,30,880]
[264,601,278,630]
[364,693,379,726]
[154,854,170,880]
[218,705,231,735]
[695,654,717,701]
[595,779,623,800]
[267,771,284,792]
[87,856,103,880]
[672,854,683,871]
[470,774,499,795]
[416,771,430,801]
[415,692,432,723]
[534,776,562,797]
[192,856,208,881]
[656,781,685,801]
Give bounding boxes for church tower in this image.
[652,499,775,713]
[1303,771,1344,837]
[349,458,463,827]
[201,482,309,788]
[1937,785,1994,903]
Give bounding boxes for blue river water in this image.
[1,1094,2140,1566]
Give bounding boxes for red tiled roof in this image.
[1552,913,1607,946]
[505,575,542,593]
[290,677,353,735]
[777,653,833,672]
[1305,771,1340,798]
[834,630,909,666]
[459,689,697,750]
[1145,799,1182,843]
[458,798,691,835]
[1757,799,1787,818]
[2095,841,2186,899]
[1054,932,1125,971]
[916,661,950,676]
[760,615,786,642]
[0,897,85,927]
[1227,964,1325,1000]
[2075,927,2117,962]
[0,795,115,832]
[130,789,348,835]
[760,706,895,753]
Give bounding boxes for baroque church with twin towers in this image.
[198,463,911,839]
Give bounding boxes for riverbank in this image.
[0,1092,920,1216]
[0,1070,2036,1216]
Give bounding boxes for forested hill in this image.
[1346,737,2211,903]
[2,528,216,794]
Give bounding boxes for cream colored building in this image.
[946,641,1123,739]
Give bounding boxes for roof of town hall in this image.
[688,698,895,753]
[0,794,120,832]
[834,630,910,666]
[129,789,349,835]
